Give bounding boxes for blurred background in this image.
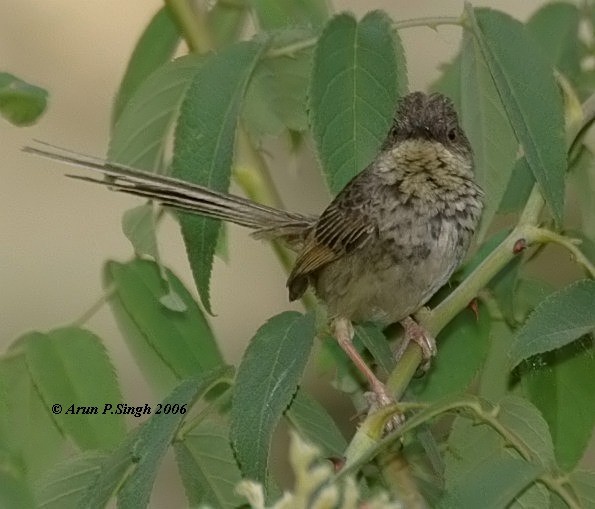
[0,0,566,506]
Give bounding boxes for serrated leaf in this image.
[409,306,490,402]
[35,452,109,509]
[285,389,347,457]
[249,0,329,30]
[309,11,401,193]
[172,41,265,314]
[0,354,63,479]
[111,6,180,125]
[84,433,136,508]
[509,279,595,367]
[466,6,566,224]
[109,54,203,170]
[231,311,315,488]
[109,55,204,311]
[0,72,47,126]
[460,28,518,239]
[37,431,138,508]
[118,369,231,509]
[522,337,595,470]
[104,259,223,396]
[526,2,581,81]
[23,328,125,451]
[498,396,555,468]
[174,415,244,508]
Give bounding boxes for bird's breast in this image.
[315,199,477,324]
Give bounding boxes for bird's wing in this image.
[287,192,376,300]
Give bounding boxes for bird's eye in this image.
[447,128,457,141]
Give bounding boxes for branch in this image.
[339,396,581,509]
[265,16,462,59]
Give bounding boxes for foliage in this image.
[0,72,47,126]
[3,1,595,508]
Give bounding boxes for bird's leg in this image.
[332,317,393,407]
[394,316,437,371]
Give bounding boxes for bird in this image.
[24,91,484,410]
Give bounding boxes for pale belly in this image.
[315,218,464,324]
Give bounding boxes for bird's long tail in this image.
[23,143,315,238]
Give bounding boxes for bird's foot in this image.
[332,317,403,430]
[364,389,405,432]
[395,316,436,372]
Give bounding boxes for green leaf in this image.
[109,55,204,311]
[111,6,180,125]
[514,277,556,320]
[443,398,551,509]
[118,369,231,509]
[522,337,595,470]
[104,259,223,396]
[570,470,595,508]
[569,146,595,244]
[0,72,47,126]
[309,11,401,193]
[172,40,265,314]
[243,30,314,136]
[285,389,347,457]
[174,415,244,508]
[498,396,555,468]
[478,320,515,401]
[121,204,159,259]
[0,354,64,479]
[490,256,523,325]
[509,279,595,367]
[84,434,137,507]
[23,327,125,451]
[466,6,566,224]
[35,452,110,509]
[460,28,518,239]
[109,54,203,170]
[497,157,535,215]
[207,0,248,47]
[458,228,511,280]
[440,453,542,509]
[354,323,394,376]
[0,455,35,509]
[409,306,491,402]
[431,53,461,111]
[249,0,329,30]
[526,2,581,81]
[231,311,316,487]
[121,205,187,312]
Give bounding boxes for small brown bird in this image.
[24,92,483,408]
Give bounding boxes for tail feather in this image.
[23,144,316,236]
